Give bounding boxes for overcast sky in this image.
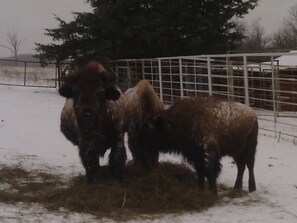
[0,0,92,58]
[0,0,296,58]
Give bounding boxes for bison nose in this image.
[80,109,95,119]
[79,109,97,124]
[78,109,97,133]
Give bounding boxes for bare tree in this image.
[270,4,297,50]
[241,18,269,51]
[0,31,24,61]
[285,4,297,34]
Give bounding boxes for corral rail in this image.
[110,52,297,142]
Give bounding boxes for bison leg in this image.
[191,149,205,189]
[79,147,99,183]
[129,139,159,171]
[85,150,100,183]
[192,147,220,194]
[192,156,205,189]
[235,129,257,192]
[246,121,258,192]
[128,136,142,166]
[203,140,221,194]
[247,156,256,192]
[246,137,257,192]
[109,138,127,180]
[234,153,256,192]
[247,130,257,192]
[204,159,221,194]
[234,156,246,190]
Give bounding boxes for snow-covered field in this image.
[0,85,297,222]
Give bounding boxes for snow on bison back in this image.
[143,97,258,194]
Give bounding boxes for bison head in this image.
[59,61,121,134]
[135,113,171,169]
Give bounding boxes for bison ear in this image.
[105,86,121,101]
[59,83,73,98]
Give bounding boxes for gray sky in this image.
[242,0,297,34]
[0,0,296,58]
[0,0,92,58]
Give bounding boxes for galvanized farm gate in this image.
[111,52,297,142]
[0,59,58,88]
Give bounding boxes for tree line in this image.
[238,4,297,52]
[33,1,296,67]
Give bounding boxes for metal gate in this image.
[111,52,297,142]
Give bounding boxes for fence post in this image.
[158,58,163,102]
[141,59,145,80]
[271,56,277,137]
[226,57,234,101]
[207,56,212,96]
[194,59,197,96]
[115,62,119,83]
[24,61,27,86]
[243,56,249,106]
[179,58,184,98]
[275,59,280,114]
[54,64,57,88]
[127,61,132,88]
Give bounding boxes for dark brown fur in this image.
[59,61,127,182]
[143,97,258,194]
[124,80,164,169]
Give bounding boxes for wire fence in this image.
[111,52,297,142]
[2,54,297,142]
[0,59,58,88]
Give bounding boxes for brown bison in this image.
[142,97,258,194]
[124,80,164,169]
[59,61,127,182]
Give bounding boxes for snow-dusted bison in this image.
[124,80,164,169]
[59,61,127,182]
[142,97,258,194]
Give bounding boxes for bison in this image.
[141,96,258,194]
[124,80,164,169]
[59,61,127,182]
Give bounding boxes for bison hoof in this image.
[85,164,99,183]
[249,186,256,193]
[111,168,123,182]
[209,186,218,195]
[86,168,98,184]
[86,173,95,183]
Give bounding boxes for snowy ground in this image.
[0,85,297,222]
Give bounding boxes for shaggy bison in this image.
[124,80,164,169]
[59,61,127,182]
[142,97,258,194]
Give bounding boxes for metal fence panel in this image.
[111,52,297,142]
[0,59,57,88]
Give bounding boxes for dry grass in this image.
[0,162,247,221]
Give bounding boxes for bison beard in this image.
[59,61,127,182]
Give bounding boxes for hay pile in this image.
[0,162,244,220]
